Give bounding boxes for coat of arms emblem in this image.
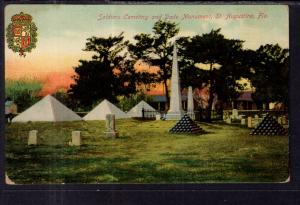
[6,12,38,57]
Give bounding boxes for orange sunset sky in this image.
[5,5,289,96]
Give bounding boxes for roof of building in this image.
[152,95,167,102]
[237,91,253,101]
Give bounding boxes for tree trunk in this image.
[207,87,214,122]
[206,63,214,122]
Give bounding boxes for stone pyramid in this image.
[127,100,157,118]
[12,95,82,122]
[169,114,204,134]
[83,99,129,120]
[249,114,287,136]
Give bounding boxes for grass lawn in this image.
[5,119,289,184]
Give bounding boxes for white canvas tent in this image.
[127,100,157,118]
[83,99,129,120]
[12,95,82,122]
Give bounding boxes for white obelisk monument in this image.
[166,41,184,120]
[187,86,195,120]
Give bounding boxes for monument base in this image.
[104,131,119,138]
[166,111,185,120]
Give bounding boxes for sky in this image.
[5,4,289,95]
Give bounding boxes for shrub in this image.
[5,78,43,112]
[117,92,153,112]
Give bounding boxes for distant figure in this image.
[5,97,17,123]
[142,108,145,120]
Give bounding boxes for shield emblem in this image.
[6,12,37,57]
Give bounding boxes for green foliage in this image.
[128,20,180,110]
[68,33,137,109]
[5,78,43,112]
[117,92,153,112]
[250,44,289,105]
[177,36,206,88]
[180,29,251,119]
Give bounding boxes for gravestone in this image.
[28,130,38,145]
[241,118,246,125]
[248,117,252,128]
[156,114,161,121]
[232,109,239,119]
[226,118,232,124]
[104,114,119,138]
[69,131,81,146]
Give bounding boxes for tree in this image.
[177,37,206,88]
[182,29,250,121]
[117,92,153,112]
[53,88,76,110]
[250,44,289,109]
[128,20,180,110]
[5,78,43,112]
[68,33,137,109]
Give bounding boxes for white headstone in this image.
[156,114,161,121]
[232,109,238,119]
[28,130,38,145]
[166,42,184,120]
[247,117,252,128]
[69,131,81,146]
[104,114,119,138]
[241,118,246,125]
[226,118,231,124]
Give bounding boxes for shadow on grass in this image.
[6,155,131,184]
[164,158,205,167]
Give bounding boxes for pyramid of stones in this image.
[250,114,287,136]
[169,114,204,134]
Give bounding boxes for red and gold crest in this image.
[6,12,38,57]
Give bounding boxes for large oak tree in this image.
[250,44,289,109]
[128,20,180,110]
[181,29,251,121]
[68,33,136,109]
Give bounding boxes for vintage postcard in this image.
[4,4,289,184]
